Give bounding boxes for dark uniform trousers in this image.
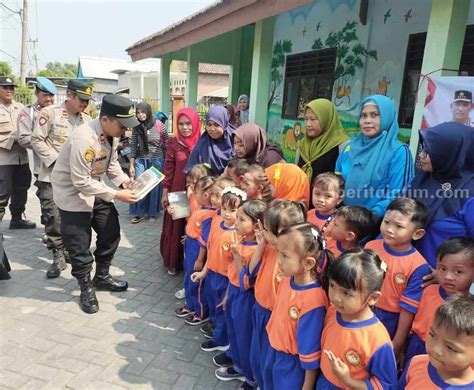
[59,198,120,279]
[0,164,31,220]
[37,181,62,250]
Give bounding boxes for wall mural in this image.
[266,0,437,162]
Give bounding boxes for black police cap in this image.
[100,95,140,128]
[67,79,94,101]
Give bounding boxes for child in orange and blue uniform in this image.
[318,248,397,389]
[327,205,377,258]
[240,164,274,203]
[307,172,344,233]
[399,295,474,389]
[367,197,431,359]
[175,176,216,323]
[263,223,330,390]
[191,187,246,353]
[247,200,306,389]
[215,200,267,388]
[405,237,474,362]
[198,177,236,338]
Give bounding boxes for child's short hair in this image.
[221,187,246,209]
[437,237,474,265]
[336,206,377,243]
[313,172,345,196]
[434,294,474,336]
[242,200,267,223]
[328,248,386,293]
[195,176,216,192]
[227,158,250,177]
[188,164,211,182]
[213,176,235,189]
[387,197,430,229]
[246,164,274,203]
[264,199,306,236]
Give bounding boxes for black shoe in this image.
[78,276,99,314]
[46,249,67,279]
[9,218,36,229]
[240,381,256,389]
[93,274,128,292]
[213,352,233,367]
[200,321,215,334]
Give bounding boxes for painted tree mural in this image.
[312,21,377,106]
[268,39,293,109]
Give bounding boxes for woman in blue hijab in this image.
[335,95,413,217]
[407,122,474,267]
[184,106,234,175]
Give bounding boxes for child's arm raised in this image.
[248,219,266,273]
[230,230,245,274]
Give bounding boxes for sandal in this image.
[131,216,144,224]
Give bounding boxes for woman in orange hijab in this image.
[265,163,310,208]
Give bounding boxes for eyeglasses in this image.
[1,85,15,90]
[419,144,429,158]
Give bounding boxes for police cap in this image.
[0,76,18,87]
[453,90,472,103]
[36,77,56,95]
[100,94,139,128]
[67,79,94,101]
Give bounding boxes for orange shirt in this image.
[201,211,222,249]
[399,354,473,389]
[185,206,216,242]
[254,245,282,311]
[307,209,334,234]
[228,241,257,288]
[366,240,431,314]
[326,237,347,259]
[266,276,328,369]
[189,193,199,213]
[207,220,235,276]
[411,286,448,342]
[320,306,397,389]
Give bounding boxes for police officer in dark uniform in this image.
[0,76,35,229]
[52,95,139,314]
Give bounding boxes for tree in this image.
[37,62,77,78]
[268,39,293,108]
[0,61,14,77]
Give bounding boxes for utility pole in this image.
[19,0,28,86]
[28,39,39,74]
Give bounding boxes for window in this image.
[282,48,337,119]
[398,25,474,128]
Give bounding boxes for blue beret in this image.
[36,77,56,95]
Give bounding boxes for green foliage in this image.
[0,61,14,77]
[15,86,35,105]
[268,39,293,108]
[37,62,77,78]
[311,21,377,81]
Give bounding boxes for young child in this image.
[263,223,329,390]
[175,176,216,324]
[367,197,431,357]
[224,158,250,186]
[191,187,246,352]
[247,200,306,389]
[307,172,344,232]
[327,205,377,257]
[399,295,474,389]
[174,164,210,300]
[241,164,274,203]
[318,248,397,389]
[405,237,474,362]
[215,200,267,388]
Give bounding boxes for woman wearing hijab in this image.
[129,102,169,223]
[265,163,311,208]
[160,107,201,275]
[184,106,234,175]
[335,95,413,218]
[296,98,349,184]
[225,104,241,130]
[233,123,285,168]
[407,122,474,268]
[238,94,250,124]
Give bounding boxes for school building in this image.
[126,0,474,161]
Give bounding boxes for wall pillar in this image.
[249,17,275,128]
[229,29,242,105]
[186,46,199,109]
[159,54,171,129]
[408,0,469,155]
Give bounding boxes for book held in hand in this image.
[129,166,165,200]
[168,191,191,220]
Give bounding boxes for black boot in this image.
[78,275,99,314]
[93,265,128,292]
[46,249,67,279]
[9,217,36,229]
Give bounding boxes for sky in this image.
[0,0,216,75]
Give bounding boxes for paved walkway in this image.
[0,186,239,389]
